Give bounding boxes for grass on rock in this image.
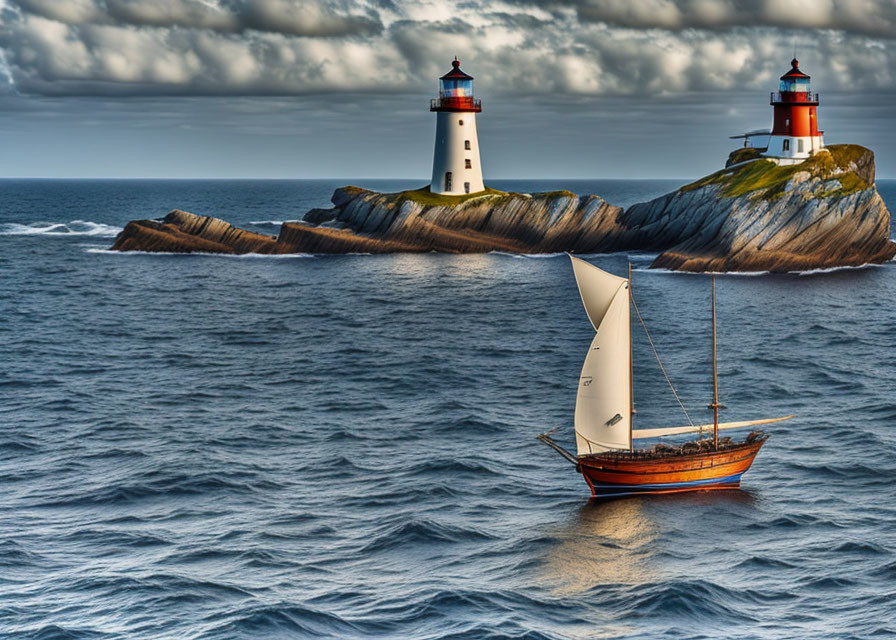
[340,185,579,207]
[682,144,871,201]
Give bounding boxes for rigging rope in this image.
[631,294,696,427]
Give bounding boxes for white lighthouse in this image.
[430,58,485,195]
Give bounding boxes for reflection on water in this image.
[541,488,759,598]
[385,252,501,280]
[642,487,759,509]
[542,498,659,596]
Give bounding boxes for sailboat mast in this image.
[628,262,634,452]
[711,275,720,449]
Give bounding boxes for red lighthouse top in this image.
[431,57,481,113]
[781,58,810,81]
[441,58,474,81]
[771,58,817,106]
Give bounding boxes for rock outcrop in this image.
[112,209,278,254]
[110,144,895,272]
[111,188,629,255]
[629,144,896,272]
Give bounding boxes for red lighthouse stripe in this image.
[772,105,819,137]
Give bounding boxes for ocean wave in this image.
[643,261,889,277]
[786,461,893,483]
[0,220,121,237]
[0,540,53,569]
[35,472,260,507]
[829,540,891,555]
[487,251,525,259]
[401,457,504,480]
[247,220,285,226]
[359,518,498,553]
[86,248,315,258]
[23,624,116,640]
[520,252,567,259]
[794,262,887,276]
[625,580,763,622]
[200,605,359,638]
[642,267,773,277]
[732,555,798,571]
[745,513,844,531]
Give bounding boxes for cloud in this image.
[238,0,382,37]
[11,0,107,25]
[0,12,406,95]
[575,0,896,38]
[104,0,241,31]
[2,0,896,97]
[10,0,383,36]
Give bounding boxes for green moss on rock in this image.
[339,185,370,197]
[681,144,872,201]
[725,147,762,167]
[391,186,509,207]
[536,189,578,199]
[362,185,579,209]
[827,143,870,168]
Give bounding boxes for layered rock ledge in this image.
[110,144,896,272]
[633,145,896,272]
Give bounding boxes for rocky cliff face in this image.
[111,188,629,255]
[627,144,896,272]
[110,144,895,273]
[112,209,278,254]
[295,186,627,253]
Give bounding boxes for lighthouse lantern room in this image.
[763,58,824,161]
[430,58,485,195]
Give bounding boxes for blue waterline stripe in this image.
[594,473,744,493]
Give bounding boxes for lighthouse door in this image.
[444,172,453,192]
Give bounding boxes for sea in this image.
[2,178,895,639]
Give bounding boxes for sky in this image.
[1,0,896,179]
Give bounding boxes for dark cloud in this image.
[238,0,382,37]
[1,0,896,98]
[576,0,896,38]
[10,0,383,37]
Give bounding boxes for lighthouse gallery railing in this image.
[430,98,482,110]
[770,92,820,103]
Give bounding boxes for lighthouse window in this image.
[464,182,470,194]
[444,172,453,191]
[798,139,804,153]
[464,140,471,150]
[465,159,472,169]
[458,119,464,126]
[783,139,791,152]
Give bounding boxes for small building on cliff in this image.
[430,58,485,195]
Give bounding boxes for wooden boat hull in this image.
[577,436,767,498]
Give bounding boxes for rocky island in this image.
[111,144,895,272]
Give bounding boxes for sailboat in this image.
[537,256,793,498]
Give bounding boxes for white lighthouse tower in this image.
[430,58,485,195]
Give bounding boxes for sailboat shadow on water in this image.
[538,256,793,499]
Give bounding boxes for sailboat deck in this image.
[584,431,768,462]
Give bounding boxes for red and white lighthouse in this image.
[763,58,824,161]
[430,58,485,195]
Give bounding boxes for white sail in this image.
[570,256,631,455]
[570,256,628,332]
[631,415,794,440]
